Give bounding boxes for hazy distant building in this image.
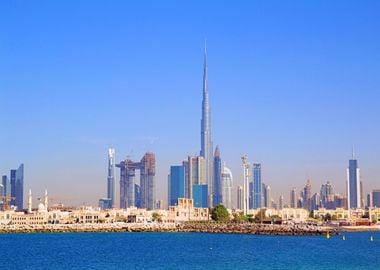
[367,193,372,208]
[237,186,243,210]
[290,188,297,208]
[200,45,213,206]
[98,198,112,209]
[320,181,333,208]
[263,184,271,208]
[253,163,262,209]
[221,164,233,209]
[117,152,156,209]
[183,156,205,200]
[107,148,116,208]
[347,150,361,209]
[168,165,185,206]
[2,175,10,197]
[373,190,380,208]
[213,146,222,207]
[193,184,208,208]
[311,193,321,211]
[10,164,24,210]
[249,181,253,209]
[303,179,312,211]
[279,195,284,210]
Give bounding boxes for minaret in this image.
[28,189,32,213]
[44,189,48,210]
[200,42,213,206]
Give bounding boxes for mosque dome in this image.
[37,203,46,212]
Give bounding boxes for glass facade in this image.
[253,163,262,209]
[193,184,208,208]
[168,165,185,206]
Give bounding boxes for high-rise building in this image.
[117,152,156,209]
[221,164,233,209]
[213,146,222,207]
[303,179,312,211]
[311,193,321,211]
[107,148,116,208]
[347,149,361,209]
[320,181,333,208]
[253,163,262,209]
[135,184,141,208]
[2,175,10,197]
[10,164,24,210]
[367,193,372,208]
[290,188,297,208]
[279,195,284,210]
[237,185,243,210]
[193,184,208,208]
[183,156,205,199]
[200,44,213,206]
[241,156,250,214]
[168,165,185,206]
[249,181,253,209]
[372,190,380,208]
[10,169,16,206]
[263,184,271,208]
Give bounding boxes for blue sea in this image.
[0,232,379,269]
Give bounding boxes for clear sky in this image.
[1,1,379,207]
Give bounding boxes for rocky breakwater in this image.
[0,223,177,233]
[177,222,335,236]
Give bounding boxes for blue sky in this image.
[1,1,379,207]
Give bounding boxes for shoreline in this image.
[1,222,379,235]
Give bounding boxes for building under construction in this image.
[117,152,156,209]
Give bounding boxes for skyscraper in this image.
[221,164,233,209]
[117,152,156,209]
[213,146,222,207]
[2,175,10,197]
[107,148,116,208]
[372,190,380,208]
[237,185,243,210]
[200,44,213,206]
[263,184,271,208]
[303,179,312,211]
[279,195,284,210]
[10,164,24,210]
[168,165,185,206]
[253,163,262,209]
[347,149,361,209]
[183,156,205,200]
[290,188,297,208]
[193,184,208,208]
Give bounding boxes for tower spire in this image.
[352,145,355,160]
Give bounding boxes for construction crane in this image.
[0,195,16,211]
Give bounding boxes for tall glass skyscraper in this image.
[10,164,24,210]
[107,148,116,208]
[200,44,213,206]
[213,146,222,207]
[253,163,262,209]
[168,165,185,206]
[347,150,361,209]
[193,184,208,208]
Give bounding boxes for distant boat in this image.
[326,232,330,239]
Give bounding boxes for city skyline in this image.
[1,1,380,207]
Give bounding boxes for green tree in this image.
[152,212,162,222]
[233,212,248,223]
[211,204,230,222]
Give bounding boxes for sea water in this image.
[0,232,379,269]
